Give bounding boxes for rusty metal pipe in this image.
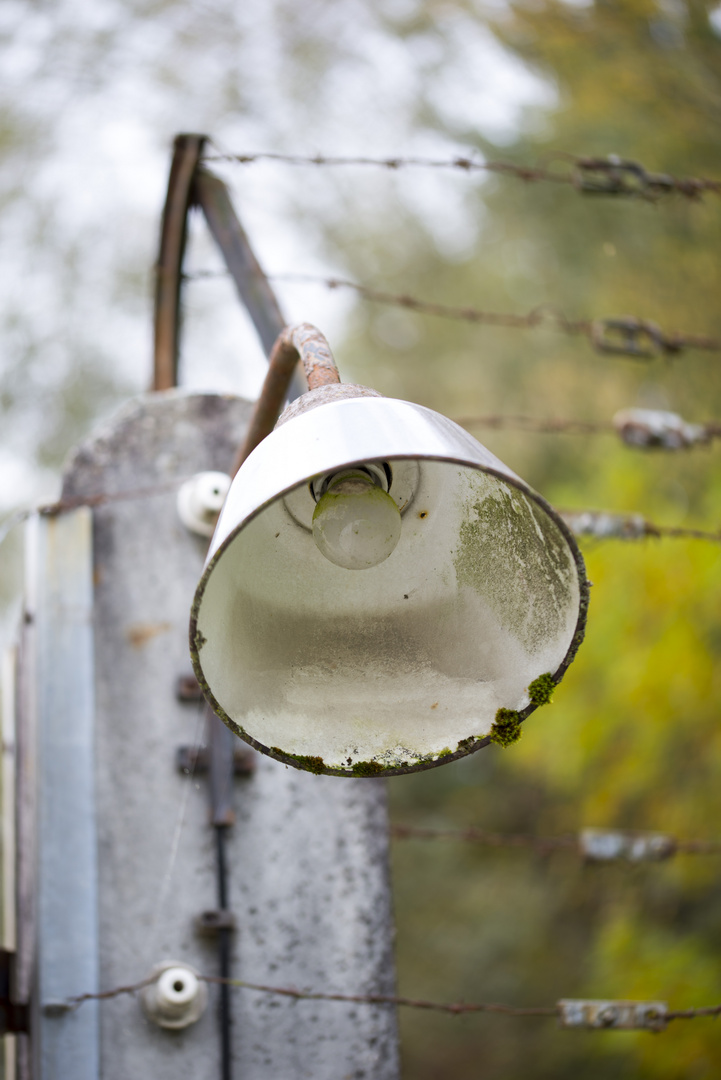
[232,324,340,475]
[153,134,207,391]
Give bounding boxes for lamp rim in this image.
[189,453,589,778]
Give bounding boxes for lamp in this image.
[190,325,588,777]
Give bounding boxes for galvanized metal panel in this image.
[1,647,18,1080]
[15,525,39,1080]
[32,508,100,1079]
[61,391,398,1079]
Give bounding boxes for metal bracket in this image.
[0,950,29,1034]
[195,909,237,937]
[559,999,667,1032]
[176,745,256,777]
[574,157,651,197]
[176,673,205,702]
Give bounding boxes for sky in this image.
[0,0,552,521]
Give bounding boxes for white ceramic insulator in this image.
[141,961,208,1030]
[177,471,231,537]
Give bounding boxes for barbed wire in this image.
[559,510,721,543]
[186,269,721,362]
[1,487,719,553]
[456,411,720,449]
[0,477,205,548]
[202,148,721,201]
[390,825,721,858]
[57,971,721,1026]
[2,411,717,553]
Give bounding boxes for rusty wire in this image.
[455,413,721,445]
[277,274,721,359]
[1,485,720,553]
[201,148,721,201]
[186,269,721,362]
[560,511,721,544]
[390,824,721,855]
[60,974,556,1016]
[58,971,721,1024]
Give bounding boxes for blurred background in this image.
[1,0,721,1075]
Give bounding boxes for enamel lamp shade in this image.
[190,326,588,778]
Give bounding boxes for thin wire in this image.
[59,971,721,1023]
[61,975,556,1017]
[274,274,721,357]
[201,148,721,201]
[0,509,33,549]
[186,270,721,360]
[390,825,721,855]
[455,414,721,442]
[3,479,718,547]
[561,512,721,544]
[147,701,207,955]
[0,477,203,556]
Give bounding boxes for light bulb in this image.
[312,471,401,570]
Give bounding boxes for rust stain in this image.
[126,621,172,648]
[430,702,439,710]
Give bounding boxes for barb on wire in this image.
[58,971,721,1028]
[202,147,721,201]
[186,269,721,362]
[561,510,721,544]
[611,408,717,449]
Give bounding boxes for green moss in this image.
[194,630,207,651]
[351,760,385,776]
[437,747,453,758]
[453,482,575,653]
[489,709,523,747]
[456,736,477,753]
[271,749,325,774]
[297,755,325,774]
[528,672,556,706]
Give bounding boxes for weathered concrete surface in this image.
[60,390,399,1080]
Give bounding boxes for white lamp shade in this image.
[190,395,588,776]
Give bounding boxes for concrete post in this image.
[17,390,399,1079]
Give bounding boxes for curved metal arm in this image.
[233,324,341,475]
[153,134,207,390]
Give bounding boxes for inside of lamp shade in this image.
[194,460,581,773]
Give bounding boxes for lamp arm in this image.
[233,323,341,475]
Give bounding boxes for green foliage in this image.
[346,2,721,1077]
[351,759,386,776]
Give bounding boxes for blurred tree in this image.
[325,2,721,1077]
